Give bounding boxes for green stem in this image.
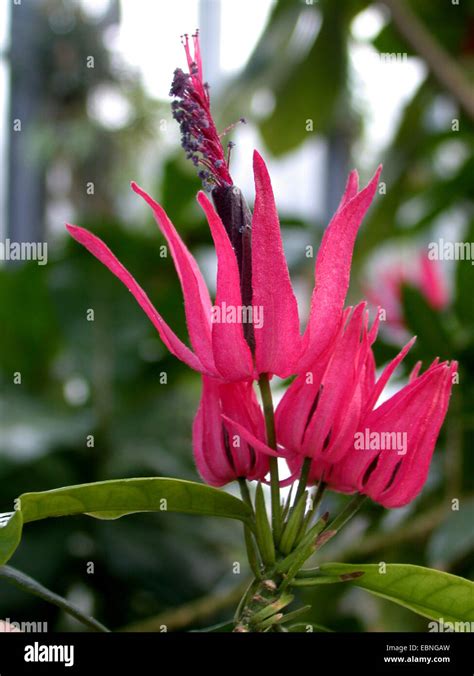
[0,565,109,632]
[327,493,368,534]
[238,478,254,516]
[311,480,326,517]
[301,480,326,536]
[258,374,282,543]
[292,457,312,508]
[239,479,262,579]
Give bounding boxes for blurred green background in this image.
[0,0,473,632]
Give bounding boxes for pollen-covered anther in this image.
[170,30,233,189]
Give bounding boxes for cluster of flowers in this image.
[67,33,455,510]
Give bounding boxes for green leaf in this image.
[279,490,308,555]
[276,512,328,575]
[18,478,252,524]
[260,0,351,155]
[291,576,352,586]
[191,620,235,633]
[254,483,275,567]
[0,511,23,566]
[320,563,474,625]
[0,478,252,566]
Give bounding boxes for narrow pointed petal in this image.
[300,166,382,371]
[251,151,302,377]
[193,378,235,486]
[131,182,216,374]
[362,348,376,403]
[367,363,456,507]
[275,374,323,454]
[222,414,290,458]
[368,308,381,345]
[337,170,359,211]
[331,361,456,508]
[197,192,254,380]
[193,378,269,486]
[275,306,351,456]
[66,224,204,373]
[364,336,417,413]
[409,360,422,383]
[302,303,368,463]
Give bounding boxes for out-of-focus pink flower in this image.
[419,255,449,309]
[193,377,269,486]
[276,305,457,508]
[366,253,449,337]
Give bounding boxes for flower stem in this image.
[238,479,261,579]
[307,479,327,525]
[293,457,312,508]
[0,565,109,632]
[238,477,254,516]
[258,374,282,544]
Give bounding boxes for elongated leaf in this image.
[0,478,252,566]
[291,576,352,586]
[192,620,235,632]
[0,511,23,566]
[18,478,252,523]
[320,563,474,625]
[279,491,308,555]
[254,483,275,567]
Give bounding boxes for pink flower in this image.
[276,303,378,467]
[325,359,456,507]
[66,157,381,382]
[193,376,269,486]
[366,253,449,338]
[67,29,382,382]
[419,255,449,309]
[276,305,457,507]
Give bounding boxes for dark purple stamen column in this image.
[212,185,255,352]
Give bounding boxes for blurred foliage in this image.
[1,0,474,632]
[1,0,242,631]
